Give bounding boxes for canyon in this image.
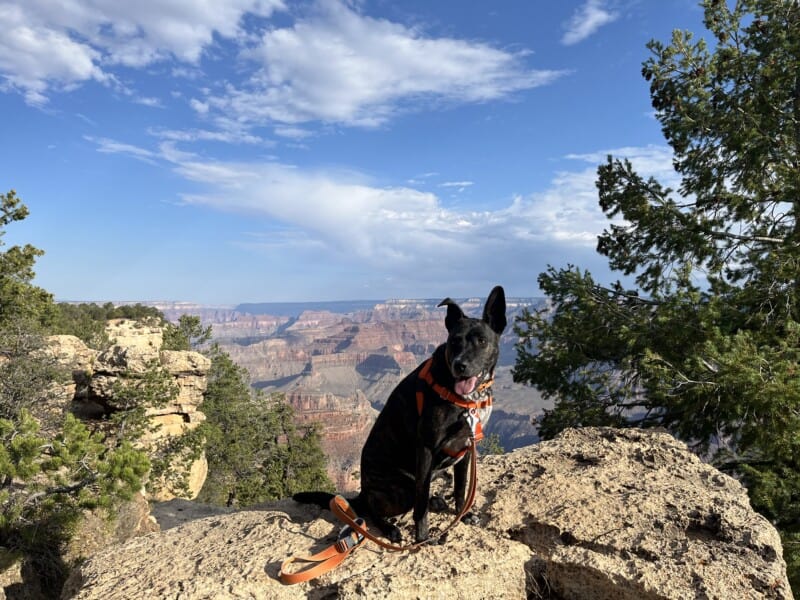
[155,297,549,491]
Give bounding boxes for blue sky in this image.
[1,0,703,304]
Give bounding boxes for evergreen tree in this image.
[162,314,212,351]
[0,192,151,594]
[197,344,333,506]
[0,190,56,328]
[513,0,800,589]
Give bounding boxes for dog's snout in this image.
[452,359,467,375]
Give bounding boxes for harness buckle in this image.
[466,408,479,434]
[335,519,365,553]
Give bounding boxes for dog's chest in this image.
[467,404,492,439]
[436,404,493,465]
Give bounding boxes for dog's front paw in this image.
[460,511,479,526]
[429,495,448,513]
[386,524,403,543]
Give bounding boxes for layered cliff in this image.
[199,301,542,491]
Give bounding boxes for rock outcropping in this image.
[62,428,791,599]
[47,320,211,500]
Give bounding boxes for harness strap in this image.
[416,358,493,445]
[279,438,479,584]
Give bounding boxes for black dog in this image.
[295,286,506,543]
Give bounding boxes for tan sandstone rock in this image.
[61,428,791,600]
[49,321,212,501]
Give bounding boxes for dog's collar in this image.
[416,357,494,412]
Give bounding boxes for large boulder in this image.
[46,321,212,501]
[61,428,791,599]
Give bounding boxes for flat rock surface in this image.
[61,428,792,600]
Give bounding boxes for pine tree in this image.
[513,1,800,589]
[0,192,151,594]
[197,344,333,506]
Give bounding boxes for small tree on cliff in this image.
[197,344,333,506]
[162,314,212,351]
[513,0,800,588]
[0,190,56,329]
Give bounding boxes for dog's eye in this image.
[477,337,487,346]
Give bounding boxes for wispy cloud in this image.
[439,181,474,193]
[561,0,618,46]
[134,96,163,108]
[273,126,313,140]
[565,145,678,185]
[84,135,158,164]
[148,127,268,146]
[201,0,566,129]
[82,133,677,294]
[168,143,671,264]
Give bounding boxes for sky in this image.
[0,0,705,304]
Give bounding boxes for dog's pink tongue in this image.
[455,376,478,396]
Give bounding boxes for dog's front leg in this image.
[414,445,434,542]
[453,452,479,525]
[453,455,468,513]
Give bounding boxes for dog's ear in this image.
[482,286,507,335]
[437,298,465,332]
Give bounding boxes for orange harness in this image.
[279,357,492,585]
[416,357,494,456]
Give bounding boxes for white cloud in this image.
[273,126,313,140]
[84,135,158,164]
[561,0,618,46]
[0,0,285,103]
[134,96,163,107]
[3,0,563,136]
[159,141,675,264]
[189,98,210,115]
[440,181,474,188]
[84,136,677,251]
[0,4,107,104]
[83,134,677,294]
[203,0,566,127]
[565,144,679,187]
[148,126,267,146]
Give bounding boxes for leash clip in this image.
[466,408,479,434]
[335,518,365,552]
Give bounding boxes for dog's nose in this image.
[452,360,467,375]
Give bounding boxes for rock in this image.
[40,336,97,426]
[105,319,163,354]
[45,335,97,378]
[47,321,212,502]
[156,349,211,411]
[63,493,160,566]
[61,428,791,600]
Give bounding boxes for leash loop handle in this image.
[278,502,366,585]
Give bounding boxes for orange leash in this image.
[279,439,478,584]
[279,500,367,584]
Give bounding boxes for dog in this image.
[294,286,506,544]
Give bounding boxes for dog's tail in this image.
[293,491,365,514]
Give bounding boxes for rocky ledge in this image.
[62,428,791,599]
